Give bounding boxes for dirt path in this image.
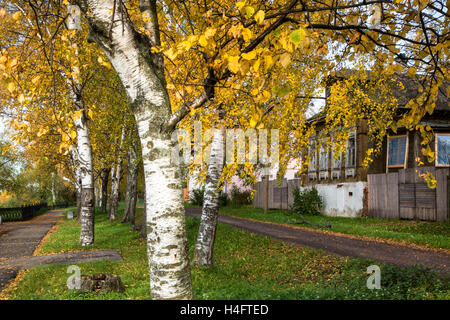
[0,210,121,292]
[185,208,450,274]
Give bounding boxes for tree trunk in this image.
[107,166,115,219]
[74,112,95,246]
[76,187,81,222]
[123,144,138,229]
[82,0,192,299]
[100,168,110,214]
[140,188,147,238]
[264,174,269,214]
[51,172,57,205]
[194,129,224,266]
[109,159,123,221]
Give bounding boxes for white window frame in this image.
[386,134,409,168]
[319,144,329,171]
[308,138,317,172]
[345,132,357,168]
[331,146,342,170]
[435,133,450,167]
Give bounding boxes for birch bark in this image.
[194,129,224,266]
[109,160,122,221]
[123,144,138,229]
[73,111,95,246]
[77,0,192,299]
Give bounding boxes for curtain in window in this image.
[346,135,356,167]
[437,135,450,165]
[388,136,407,166]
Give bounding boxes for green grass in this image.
[218,205,450,249]
[3,203,449,300]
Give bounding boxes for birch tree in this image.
[1,0,447,299]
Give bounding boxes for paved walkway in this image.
[0,210,121,292]
[185,208,450,274]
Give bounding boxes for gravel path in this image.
[185,208,450,274]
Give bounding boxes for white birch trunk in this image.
[109,161,122,221]
[109,127,125,221]
[194,129,224,266]
[123,144,138,228]
[74,111,95,246]
[51,172,57,205]
[79,0,192,299]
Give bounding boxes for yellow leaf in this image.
[32,76,41,85]
[407,67,417,77]
[88,110,93,119]
[70,130,77,140]
[241,50,257,60]
[254,10,265,25]
[204,27,216,38]
[18,94,25,104]
[228,56,240,74]
[244,6,255,18]
[236,1,245,10]
[7,82,15,94]
[199,35,208,47]
[264,55,274,68]
[241,28,252,42]
[279,53,291,68]
[12,11,21,21]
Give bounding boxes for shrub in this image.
[218,192,228,207]
[190,188,204,206]
[291,186,323,216]
[230,185,253,207]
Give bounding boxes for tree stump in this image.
[79,273,125,293]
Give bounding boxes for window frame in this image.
[345,132,357,168]
[386,134,409,169]
[319,143,329,171]
[435,133,450,167]
[331,146,342,170]
[308,138,317,172]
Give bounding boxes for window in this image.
[345,133,356,167]
[308,140,316,171]
[331,147,342,169]
[387,135,408,168]
[319,145,328,170]
[436,134,450,166]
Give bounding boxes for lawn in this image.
[2,204,449,300]
[218,205,450,250]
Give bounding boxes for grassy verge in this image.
[218,205,450,249]
[3,203,449,300]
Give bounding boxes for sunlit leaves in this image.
[254,10,265,25]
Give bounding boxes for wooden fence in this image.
[368,167,449,221]
[252,178,301,210]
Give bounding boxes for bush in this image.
[291,186,323,216]
[190,188,204,206]
[230,185,253,207]
[218,192,228,207]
